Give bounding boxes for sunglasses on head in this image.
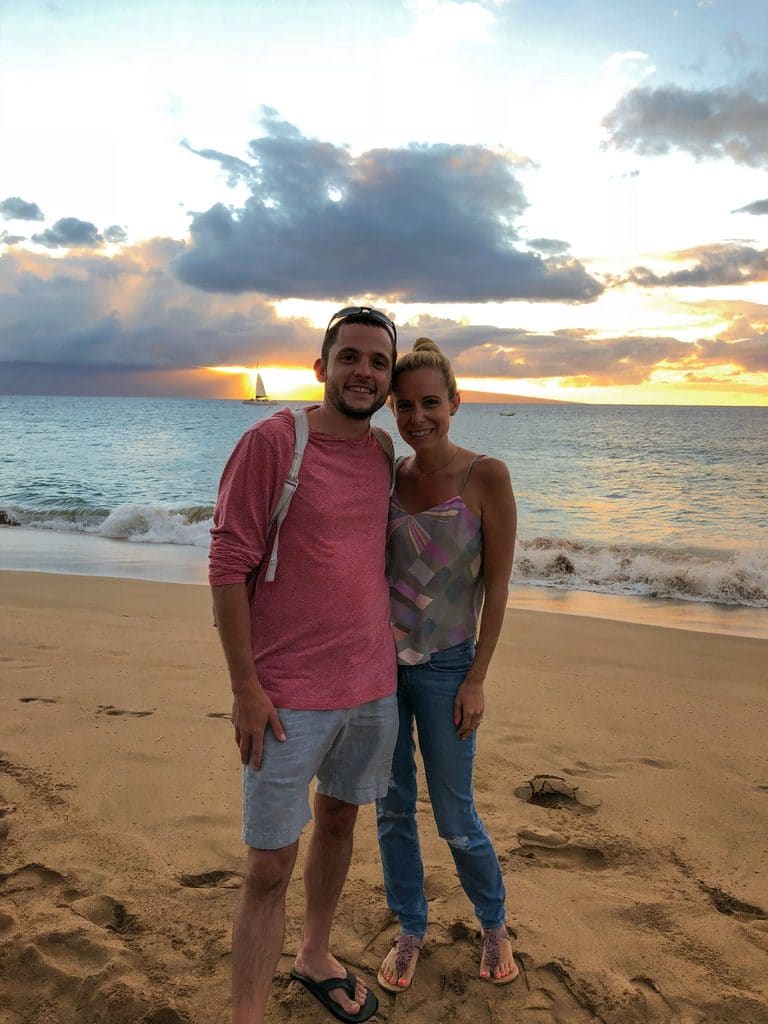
[324,306,397,346]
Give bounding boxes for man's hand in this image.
[454,679,485,740]
[231,689,286,770]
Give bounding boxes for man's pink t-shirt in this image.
[209,408,396,710]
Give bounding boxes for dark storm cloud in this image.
[0,197,44,221]
[31,217,103,249]
[174,115,602,304]
[603,83,768,167]
[733,198,768,215]
[620,244,768,288]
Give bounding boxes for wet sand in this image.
[1,570,767,1023]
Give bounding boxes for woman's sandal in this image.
[479,928,519,985]
[377,934,423,993]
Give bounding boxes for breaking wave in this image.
[516,537,768,608]
[2,503,767,607]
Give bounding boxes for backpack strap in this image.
[263,408,309,582]
[371,425,396,495]
[261,414,393,584]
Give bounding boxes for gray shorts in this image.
[242,694,398,850]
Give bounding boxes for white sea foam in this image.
[96,504,213,547]
[515,539,768,608]
[3,499,767,607]
[1,502,213,548]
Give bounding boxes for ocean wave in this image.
[0,502,214,548]
[2,502,767,607]
[515,537,768,608]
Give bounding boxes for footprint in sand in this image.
[71,894,141,934]
[696,881,767,920]
[96,705,154,718]
[561,760,615,780]
[512,841,608,871]
[18,696,57,704]
[428,939,598,1022]
[0,863,66,892]
[616,756,676,770]
[178,869,241,889]
[0,908,17,938]
[514,774,601,812]
[206,712,231,720]
[0,657,36,670]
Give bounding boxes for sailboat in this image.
[242,369,277,405]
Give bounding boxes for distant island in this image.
[459,389,572,404]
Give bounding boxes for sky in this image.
[1,0,767,404]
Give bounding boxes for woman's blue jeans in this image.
[375,639,506,938]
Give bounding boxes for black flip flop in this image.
[290,968,378,1023]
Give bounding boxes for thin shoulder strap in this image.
[371,425,397,495]
[263,408,309,582]
[458,454,484,494]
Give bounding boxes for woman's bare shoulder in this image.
[470,454,512,485]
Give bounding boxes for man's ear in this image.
[314,357,327,383]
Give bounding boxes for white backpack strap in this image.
[263,409,309,582]
[371,426,396,495]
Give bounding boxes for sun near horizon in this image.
[204,364,767,406]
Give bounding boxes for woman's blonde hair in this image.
[392,337,458,400]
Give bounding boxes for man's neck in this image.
[307,401,371,439]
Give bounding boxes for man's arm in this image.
[212,582,286,769]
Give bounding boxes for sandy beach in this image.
[1,570,767,1024]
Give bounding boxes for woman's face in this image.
[392,366,459,451]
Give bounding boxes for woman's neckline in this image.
[391,491,479,519]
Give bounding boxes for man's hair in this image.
[321,312,398,366]
[392,337,458,399]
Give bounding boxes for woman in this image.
[376,338,518,993]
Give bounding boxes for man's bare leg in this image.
[293,793,367,1015]
[232,842,298,1024]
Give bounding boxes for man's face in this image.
[315,323,393,420]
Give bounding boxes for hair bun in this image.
[413,336,442,355]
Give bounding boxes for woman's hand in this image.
[454,678,485,740]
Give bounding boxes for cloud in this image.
[402,316,768,385]
[0,242,319,371]
[603,83,768,167]
[31,217,103,249]
[407,321,689,385]
[733,198,768,215]
[619,244,768,288]
[173,114,603,304]
[695,334,768,373]
[104,225,128,243]
[2,239,763,394]
[1,231,26,245]
[527,238,571,255]
[0,197,44,221]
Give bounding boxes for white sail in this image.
[255,373,267,399]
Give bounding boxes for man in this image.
[209,307,398,1024]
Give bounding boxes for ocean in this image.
[1,395,767,626]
